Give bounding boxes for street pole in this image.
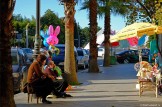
[77,22,80,48]
[33,0,40,59]
[13,31,18,47]
[26,23,29,48]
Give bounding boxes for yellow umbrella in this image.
[110,35,118,43]
[111,22,162,42]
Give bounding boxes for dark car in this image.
[22,48,33,63]
[115,49,149,64]
[11,48,28,93]
[52,44,78,72]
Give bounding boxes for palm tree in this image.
[60,0,79,84]
[0,0,16,107]
[98,0,128,66]
[88,0,99,72]
[80,0,99,73]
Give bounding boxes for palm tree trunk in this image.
[103,10,110,67]
[88,0,99,73]
[64,0,79,84]
[0,0,16,107]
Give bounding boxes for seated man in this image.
[44,60,72,98]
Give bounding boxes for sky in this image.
[13,0,126,31]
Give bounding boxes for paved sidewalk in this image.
[15,64,162,107]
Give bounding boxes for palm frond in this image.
[97,0,129,17]
[79,0,89,11]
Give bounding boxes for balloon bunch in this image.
[40,25,60,56]
[41,25,60,47]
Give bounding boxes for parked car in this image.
[84,49,90,55]
[52,44,78,72]
[98,48,104,57]
[115,49,149,64]
[11,48,27,93]
[77,48,89,69]
[17,48,28,64]
[22,48,33,62]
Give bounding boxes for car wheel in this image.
[86,63,89,68]
[124,59,129,64]
[82,65,85,69]
[82,63,86,69]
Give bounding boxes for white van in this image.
[98,48,104,57]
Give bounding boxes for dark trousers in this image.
[31,77,53,99]
[52,79,68,95]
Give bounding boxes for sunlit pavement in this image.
[15,63,162,107]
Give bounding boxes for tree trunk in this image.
[64,0,79,84]
[88,0,99,73]
[103,10,110,67]
[0,0,16,107]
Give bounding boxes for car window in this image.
[12,56,18,65]
[98,48,103,51]
[11,52,18,65]
[142,49,149,56]
[85,50,89,55]
[55,47,65,55]
[83,50,87,55]
[23,48,33,53]
[135,51,138,55]
[124,51,129,55]
[77,50,84,56]
[129,50,136,55]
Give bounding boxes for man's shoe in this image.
[42,100,52,104]
[56,94,66,98]
[47,94,54,98]
[64,93,73,97]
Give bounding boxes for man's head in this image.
[36,53,47,64]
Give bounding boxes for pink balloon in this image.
[54,26,60,36]
[54,37,59,44]
[49,25,54,36]
[47,25,60,45]
[47,36,59,45]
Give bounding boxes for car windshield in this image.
[98,48,103,51]
[117,50,128,54]
[77,50,83,56]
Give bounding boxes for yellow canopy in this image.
[110,22,162,42]
[110,35,118,43]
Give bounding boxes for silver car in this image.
[12,48,27,93]
[77,49,89,69]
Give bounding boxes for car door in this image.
[127,50,139,63]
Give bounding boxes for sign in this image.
[16,34,22,39]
